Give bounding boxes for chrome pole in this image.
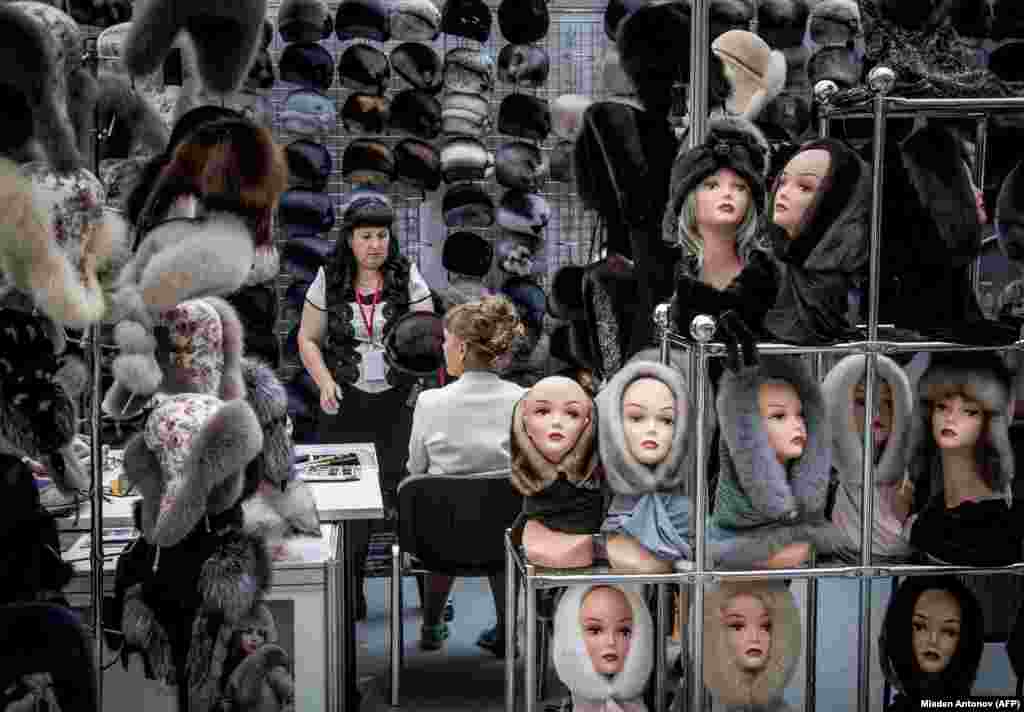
[524,564,538,712]
[505,532,516,712]
[389,543,402,706]
[655,584,668,712]
[971,116,989,297]
[688,0,710,148]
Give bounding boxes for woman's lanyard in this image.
[356,286,382,347]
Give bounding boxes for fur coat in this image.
[822,354,915,561]
[711,356,841,568]
[763,139,871,345]
[704,581,801,711]
[553,584,653,712]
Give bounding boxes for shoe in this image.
[419,622,449,651]
[475,625,506,658]
[443,599,454,622]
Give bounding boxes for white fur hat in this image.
[712,29,788,121]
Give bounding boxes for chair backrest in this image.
[397,469,521,576]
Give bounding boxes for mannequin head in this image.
[622,377,675,467]
[678,168,759,263]
[580,586,634,677]
[721,592,773,673]
[772,148,831,240]
[912,588,962,675]
[851,379,894,449]
[522,376,592,464]
[758,380,806,465]
[931,392,986,454]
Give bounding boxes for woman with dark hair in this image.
[297,190,433,613]
[879,576,985,710]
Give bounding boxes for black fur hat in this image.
[442,230,493,277]
[548,264,586,320]
[662,116,770,244]
[497,0,549,44]
[390,89,442,139]
[757,0,810,49]
[498,94,551,142]
[989,40,1024,84]
[280,41,334,92]
[342,139,395,185]
[384,311,445,376]
[338,43,390,95]
[394,137,442,191]
[285,139,333,192]
[615,0,690,115]
[880,576,984,702]
[278,0,333,42]
[997,160,1024,262]
[443,183,494,228]
[390,42,442,93]
[441,0,492,42]
[335,0,391,41]
[497,44,550,87]
[495,140,548,192]
[278,188,336,234]
[281,235,331,283]
[339,188,394,230]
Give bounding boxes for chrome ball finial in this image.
[654,303,671,330]
[813,80,840,105]
[690,314,716,343]
[867,66,896,95]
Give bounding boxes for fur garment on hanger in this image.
[553,584,653,712]
[821,353,915,561]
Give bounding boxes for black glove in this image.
[718,310,759,373]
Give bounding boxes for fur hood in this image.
[596,359,693,496]
[879,576,985,702]
[553,583,653,711]
[716,356,831,526]
[823,354,914,488]
[704,581,801,710]
[909,352,1014,505]
[510,387,598,497]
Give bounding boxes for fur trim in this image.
[743,50,787,122]
[198,530,272,623]
[716,356,831,524]
[0,5,82,172]
[823,354,913,488]
[596,359,694,496]
[703,581,801,708]
[123,0,268,95]
[510,379,598,496]
[240,357,293,487]
[96,72,170,161]
[243,478,320,538]
[204,297,246,402]
[553,584,653,706]
[909,354,1014,502]
[123,396,264,547]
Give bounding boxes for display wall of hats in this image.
[442,48,494,138]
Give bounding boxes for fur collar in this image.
[510,394,598,496]
[822,354,913,488]
[596,359,693,496]
[703,581,801,709]
[716,356,831,522]
[553,584,653,708]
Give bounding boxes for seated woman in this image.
[907,353,1022,566]
[822,354,916,563]
[406,296,526,655]
[704,581,801,711]
[879,576,984,711]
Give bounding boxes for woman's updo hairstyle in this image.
[444,295,525,369]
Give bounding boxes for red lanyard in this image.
[356,287,381,345]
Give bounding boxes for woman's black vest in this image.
[321,258,413,388]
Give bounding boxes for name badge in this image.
[364,347,387,382]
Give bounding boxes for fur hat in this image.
[880,576,985,701]
[336,0,391,41]
[443,183,494,228]
[596,358,693,495]
[442,230,493,277]
[495,141,548,192]
[997,160,1024,262]
[383,311,445,377]
[552,584,653,709]
[510,376,598,495]
[0,160,127,329]
[498,94,551,142]
[278,0,332,42]
[615,1,691,115]
[95,72,170,162]
[497,44,550,88]
[548,265,585,320]
[495,236,536,278]
[342,139,395,185]
[281,88,336,136]
[391,89,443,140]
[806,0,861,45]
[123,392,263,547]
[338,43,391,95]
[0,3,90,173]
[390,42,442,93]
[279,189,336,234]
[285,139,333,192]
[498,0,548,44]
[441,136,493,183]
[441,91,490,137]
[909,352,1014,504]
[240,358,293,488]
[340,188,394,230]
[662,116,770,245]
[122,0,267,95]
[394,138,442,191]
[279,41,335,93]
[712,30,787,121]
[341,93,391,134]
[704,581,801,709]
[497,190,550,239]
[441,0,492,42]
[444,47,495,95]
[758,0,810,49]
[392,0,442,41]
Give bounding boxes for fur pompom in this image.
[114,319,157,354]
[111,352,163,395]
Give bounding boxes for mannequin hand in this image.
[718,310,759,373]
[319,380,342,415]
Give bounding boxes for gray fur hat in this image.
[241,358,292,487]
[94,72,170,162]
[704,581,801,709]
[122,0,268,95]
[123,392,264,547]
[597,358,694,495]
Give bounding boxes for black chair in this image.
[387,469,522,706]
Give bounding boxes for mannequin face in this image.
[773,149,831,239]
[932,394,984,452]
[580,586,633,676]
[622,378,676,466]
[443,328,467,378]
[851,380,894,448]
[722,593,772,673]
[912,589,961,675]
[349,225,390,275]
[523,377,592,464]
[758,381,807,465]
[239,626,266,656]
[694,167,751,234]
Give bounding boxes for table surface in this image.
[58,443,385,531]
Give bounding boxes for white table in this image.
[61,443,384,712]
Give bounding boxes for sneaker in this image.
[419,622,449,651]
[475,625,506,658]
